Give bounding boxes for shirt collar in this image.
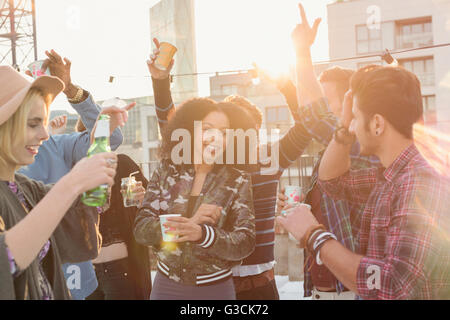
[383,143,419,182]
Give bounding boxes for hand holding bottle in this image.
[65,152,118,195]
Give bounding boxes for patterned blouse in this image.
[5,181,54,300]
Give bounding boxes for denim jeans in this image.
[63,261,98,300]
[87,258,137,300]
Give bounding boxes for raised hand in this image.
[90,102,136,144]
[49,115,68,135]
[291,3,322,54]
[341,90,355,130]
[146,38,175,80]
[41,50,76,97]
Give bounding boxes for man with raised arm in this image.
[278,62,450,299]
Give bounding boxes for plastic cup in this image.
[284,185,302,204]
[121,177,140,207]
[154,42,177,71]
[27,60,50,79]
[160,214,181,242]
[281,185,306,216]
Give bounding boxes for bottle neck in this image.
[95,118,110,138]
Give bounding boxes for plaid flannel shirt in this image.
[319,144,450,299]
[299,98,380,297]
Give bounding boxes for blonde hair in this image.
[0,88,50,169]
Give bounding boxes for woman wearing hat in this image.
[0,65,122,299]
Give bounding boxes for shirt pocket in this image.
[370,216,391,255]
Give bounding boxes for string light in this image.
[105,42,450,81]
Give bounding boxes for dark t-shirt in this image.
[309,185,337,289]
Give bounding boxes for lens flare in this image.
[413,123,450,178]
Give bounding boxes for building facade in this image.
[208,70,326,190]
[150,0,198,103]
[327,0,450,130]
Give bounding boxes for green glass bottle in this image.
[81,114,111,206]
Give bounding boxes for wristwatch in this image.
[333,126,355,146]
[67,85,85,104]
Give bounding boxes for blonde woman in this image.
[0,65,123,299]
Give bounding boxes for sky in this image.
[34,0,335,112]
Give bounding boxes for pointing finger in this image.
[153,38,160,49]
[123,102,136,112]
[298,3,309,27]
[312,18,322,41]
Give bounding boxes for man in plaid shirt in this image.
[278,64,450,299]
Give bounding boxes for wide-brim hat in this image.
[0,65,65,126]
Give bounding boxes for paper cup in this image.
[27,60,50,79]
[284,185,302,205]
[154,42,177,71]
[160,214,181,242]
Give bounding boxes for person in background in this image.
[279,64,450,300]
[88,154,151,300]
[18,50,131,300]
[134,99,256,300]
[275,4,382,300]
[48,115,68,135]
[0,65,117,300]
[146,25,357,298]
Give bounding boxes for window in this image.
[265,106,290,127]
[422,95,436,124]
[422,95,436,112]
[221,84,239,96]
[396,18,433,49]
[399,57,434,86]
[147,116,158,141]
[356,25,382,54]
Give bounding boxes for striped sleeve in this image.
[152,77,175,131]
[296,97,338,147]
[276,98,338,171]
[195,225,217,249]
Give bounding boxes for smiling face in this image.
[11,94,50,166]
[194,111,230,164]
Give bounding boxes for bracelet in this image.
[306,227,328,254]
[68,85,85,104]
[300,224,326,249]
[307,229,324,250]
[313,232,337,265]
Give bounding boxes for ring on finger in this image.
[106,158,117,167]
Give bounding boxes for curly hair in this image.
[160,98,257,170]
[224,95,262,129]
[160,97,220,163]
